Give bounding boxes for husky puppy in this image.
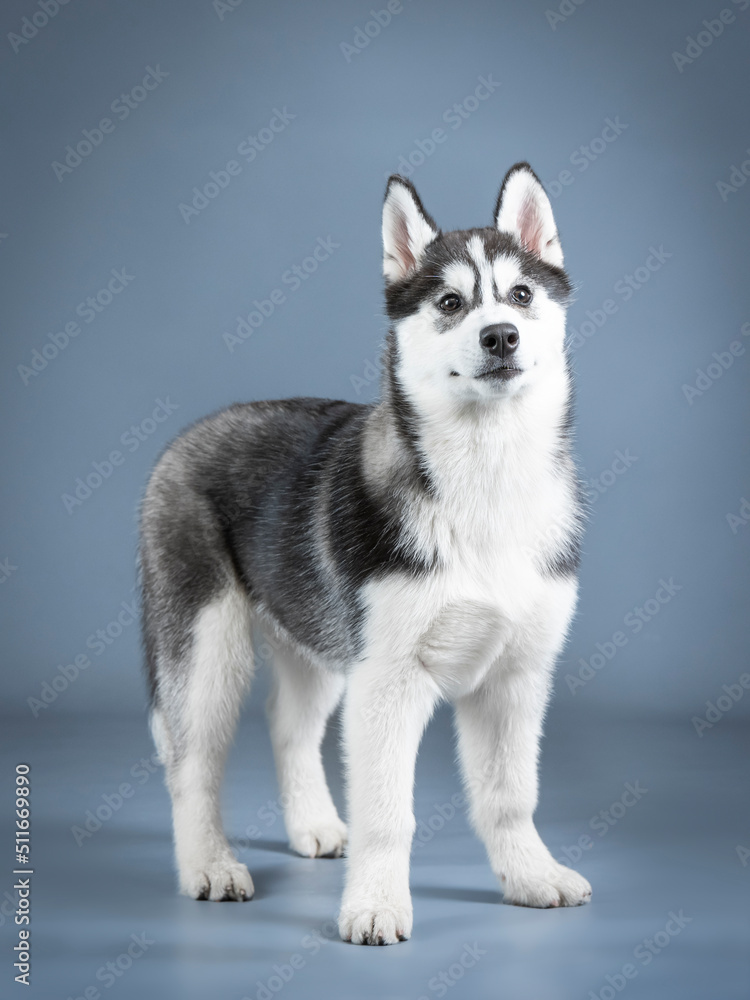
[139,162,591,945]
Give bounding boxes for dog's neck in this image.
[370,345,573,505]
[360,338,577,568]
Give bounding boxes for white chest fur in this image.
[413,382,575,590]
[358,383,579,692]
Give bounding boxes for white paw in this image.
[338,900,412,945]
[288,815,348,858]
[179,857,254,901]
[501,862,592,908]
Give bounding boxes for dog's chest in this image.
[442,489,554,588]
[411,431,572,602]
[358,467,575,672]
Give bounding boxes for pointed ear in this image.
[382,175,439,282]
[494,162,563,267]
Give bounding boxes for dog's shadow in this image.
[230,840,501,905]
[231,837,296,856]
[412,885,501,905]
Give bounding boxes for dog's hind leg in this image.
[266,645,347,858]
[152,585,255,901]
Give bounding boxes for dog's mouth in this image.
[475,365,522,381]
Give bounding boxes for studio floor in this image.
[4,698,748,1000]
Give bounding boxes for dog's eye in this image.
[438,294,462,313]
[511,285,533,305]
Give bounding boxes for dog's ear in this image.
[382,176,439,282]
[494,163,563,267]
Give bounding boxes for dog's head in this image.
[382,163,571,405]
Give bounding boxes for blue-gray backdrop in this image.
[2,3,749,999]
[3,0,749,721]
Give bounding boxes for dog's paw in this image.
[288,815,348,859]
[180,858,254,901]
[338,900,412,945]
[501,862,591,908]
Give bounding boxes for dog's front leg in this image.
[454,663,592,908]
[338,658,439,944]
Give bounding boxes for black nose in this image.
[479,323,519,359]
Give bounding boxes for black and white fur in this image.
[139,163,591,946]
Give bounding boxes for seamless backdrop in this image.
[1,1,749,999]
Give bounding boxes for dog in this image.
[139,162,592,946]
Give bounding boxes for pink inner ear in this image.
[518,192,545,256]
[394,211,416,274]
